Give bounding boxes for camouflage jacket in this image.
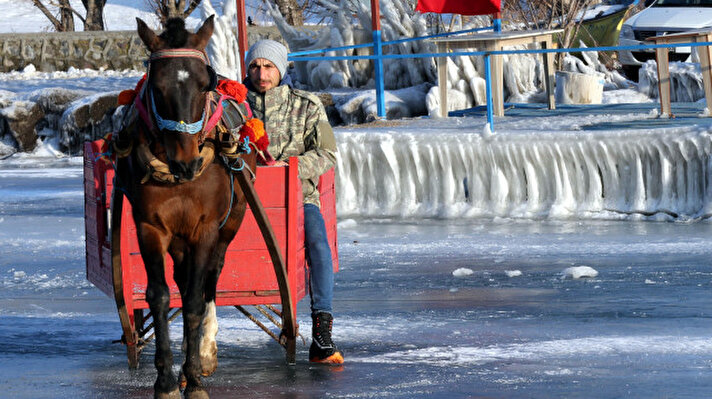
[246,84,337,208]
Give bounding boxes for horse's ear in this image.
[137,18,160,52]
[191,15,215,50]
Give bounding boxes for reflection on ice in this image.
[350,335,712,367]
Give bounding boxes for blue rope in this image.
[241,136,251,154]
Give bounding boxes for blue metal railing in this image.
[288,26,495,57]
[288,26,712,131]
[288,24,498,117]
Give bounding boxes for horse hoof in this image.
[201,355,218,377]
[155,387,181,399]
[178,373,187,390]
[184,387,210,399]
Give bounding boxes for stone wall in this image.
[0,31,147,72]
[0,26,294,73]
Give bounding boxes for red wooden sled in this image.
[83,140,338,368]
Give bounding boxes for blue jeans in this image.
[304,204,334,315]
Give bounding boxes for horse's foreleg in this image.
[181,248,213,399]
[138,226,179,399]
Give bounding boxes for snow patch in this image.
[337,219,358,229]
[452,268,474,277]
[562,266,599,279]
[505,270,522,278]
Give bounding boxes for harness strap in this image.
[134,88,154,132]
[204,93,229,134]
[135,141,217,184]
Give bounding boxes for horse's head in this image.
[136,16,216,182]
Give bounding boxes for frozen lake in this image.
[0,159,710,398]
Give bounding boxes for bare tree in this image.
[274,0,305,26]
[31,0,75,31]
[32,0,106,31]
[503,0,598,66]
[146,0,203,25]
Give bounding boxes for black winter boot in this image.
[309,312,344,364]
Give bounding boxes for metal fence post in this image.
[371,0,386,118]
[484,53,494,132]
[373,30,386,118]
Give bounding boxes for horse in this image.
[115,16,257,399]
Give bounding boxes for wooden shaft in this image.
[233,167,297,343]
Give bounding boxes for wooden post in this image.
[235,0,248,80]
[543,37,556,110]
[697,34,712,115]
[437,42,449,118]
[655,46,671,116]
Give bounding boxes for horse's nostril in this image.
[191,157,204,173]
[168,160,183,175]
[168,158,203,181]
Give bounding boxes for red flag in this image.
[416,0,501,16]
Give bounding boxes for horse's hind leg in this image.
[199,242,229,377]
[200,300,218,377]
[139,226,180,399]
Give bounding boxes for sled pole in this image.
[234,167,297,365]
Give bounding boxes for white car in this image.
[618,0,712,79]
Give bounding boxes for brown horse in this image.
[116,16,256,399]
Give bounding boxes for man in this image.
[244,39,343,364]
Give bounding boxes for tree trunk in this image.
[275,0,304,26]
[59,0,75,31]
[149,0,202,25]
[82,0,106,30]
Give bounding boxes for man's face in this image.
[248,58,281,93]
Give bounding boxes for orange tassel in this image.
[239,118,269,151]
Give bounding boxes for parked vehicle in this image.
[618,0,712,79]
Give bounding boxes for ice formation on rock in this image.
[201,1,241,81]
[335,126,712,221]
[638,60,705,103]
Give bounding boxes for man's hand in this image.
[273,160,288,166]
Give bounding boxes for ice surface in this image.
[1,167,712,397]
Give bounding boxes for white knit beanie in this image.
[246,39,288,79]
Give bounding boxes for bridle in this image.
[134,48,218,145]
[130,48,222,184]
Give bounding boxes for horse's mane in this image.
[160,18,189,48]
